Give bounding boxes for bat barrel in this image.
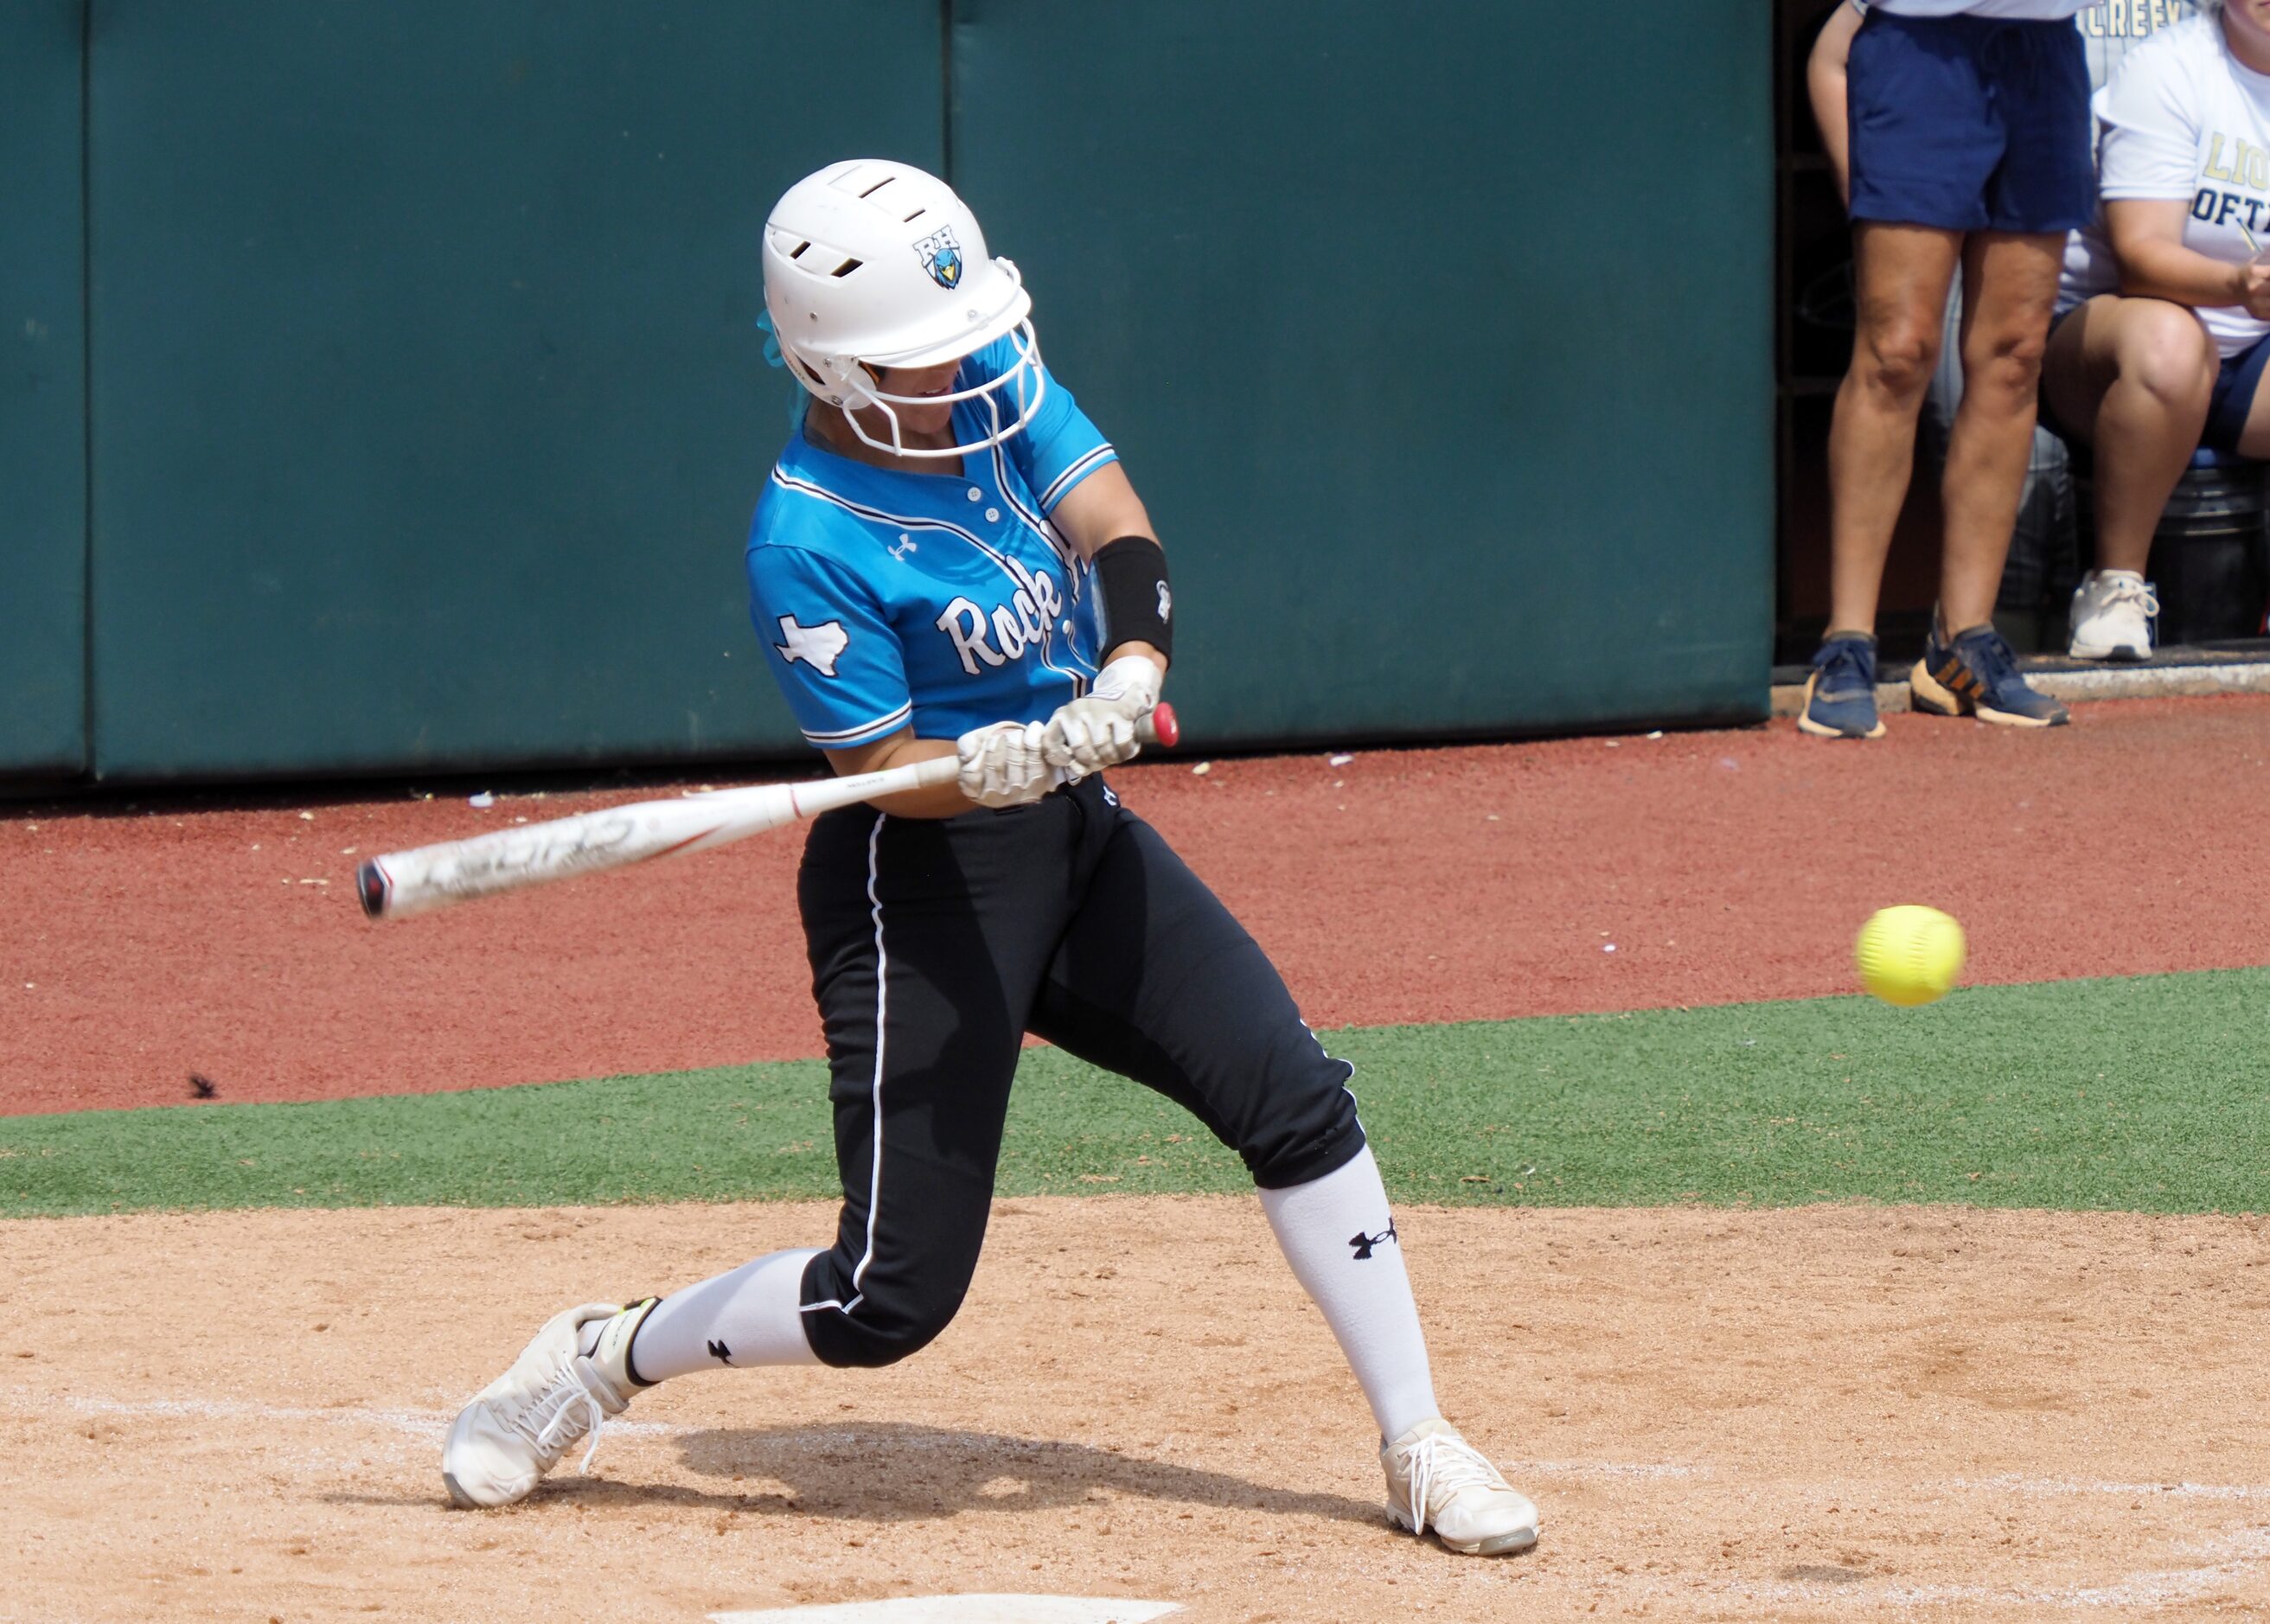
[358,705,1187,922]
[355,786,798,921]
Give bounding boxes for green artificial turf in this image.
[5,968,2268,1218]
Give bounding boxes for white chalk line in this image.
[12,1388,673,1442]
[0,1389,1704,1480]
[1506,1456,1698,1480]
[12,1387,2270,1608]
[16,1389,2270,1501]
[1715,1525,2270,1613]
[1955,1471,2270,1503]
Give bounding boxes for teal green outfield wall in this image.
[3,2,1770,783]
[82,1,939,780]
[952,0,1774,744]
[0,0,88,778]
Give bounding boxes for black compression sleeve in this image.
[1092,534,1173,662]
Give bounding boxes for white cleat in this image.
[2068,570,2158,662]
[441,1298,655,1508]
[1380,1418,1540,1556]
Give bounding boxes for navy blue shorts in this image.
[2205,330,2270,453]
[1848,10,2094,235]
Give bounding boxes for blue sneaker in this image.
[1799,632,1886,738]
[1910,617,2069,728]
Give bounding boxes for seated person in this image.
[2041,0,2270,659]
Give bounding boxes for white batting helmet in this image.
[761,158,1044,459]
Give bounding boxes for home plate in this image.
[711,1598,1180,1624]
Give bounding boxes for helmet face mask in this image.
[764,160,1045,458]
[820,311,1047,460]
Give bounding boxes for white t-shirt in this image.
[1871,1,2088,17]
[2076,1,2198,89]
[2058,13,2270,355]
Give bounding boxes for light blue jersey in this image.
[746,337,1121,750]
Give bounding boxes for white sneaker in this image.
[2069,571,2158,661]
[1380,1418,1539,1556]
[441,1298,655,1507]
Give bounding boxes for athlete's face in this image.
[864,360,961,440]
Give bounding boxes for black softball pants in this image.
[793,772,1365,1369]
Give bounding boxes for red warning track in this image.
[5,694,2269,1116]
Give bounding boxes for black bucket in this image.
[2073,447,2270,644]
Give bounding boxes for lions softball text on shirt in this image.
[746,336,1118,749]
[2059,11,2270,356]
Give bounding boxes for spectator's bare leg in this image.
[1937,230,2064,632]
[2041,295,2214,576]
[1827,222,1963,636]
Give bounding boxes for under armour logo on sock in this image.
[707,1339,732,1365]
[1347,1222,1399,1260]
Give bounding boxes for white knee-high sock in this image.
[1259,1144,1440,1442]
[612,1248,823,1383]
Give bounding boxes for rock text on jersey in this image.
[936,570,1065,676]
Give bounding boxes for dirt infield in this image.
[10,701,2270,1619]
[5,1197,2268,1622]
[7,694,2270,1115]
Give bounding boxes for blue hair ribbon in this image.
[755,310,805,432]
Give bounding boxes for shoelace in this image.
[1399,1433,1508,1538]
[2096,575,2161,617]
[513,1361,612,1476]
[1813,639,1872,698]
[1955,627,2022,694]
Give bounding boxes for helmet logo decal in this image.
[913,227,963,290]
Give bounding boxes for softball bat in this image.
[356,704,1177,922]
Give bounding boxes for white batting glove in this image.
[1042,655,1162,777]
[955,719,1065,809]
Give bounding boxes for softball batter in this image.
[442,158,1538,1557]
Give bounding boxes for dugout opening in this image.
[1772,0,2270,670]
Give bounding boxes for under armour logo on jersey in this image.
[891,535,918,559]
[1347,1221,1399,1260]
[775,614,850,677]
[707,1339,732,1365]
[913,226,962,290]
[1157,582,1172,623]
[937,570,1065,677]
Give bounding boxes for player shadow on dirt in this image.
[538,1422,1382,1525]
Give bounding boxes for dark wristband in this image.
[1092,534,1173,662]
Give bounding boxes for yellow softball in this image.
[1854,905,1966,1007]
